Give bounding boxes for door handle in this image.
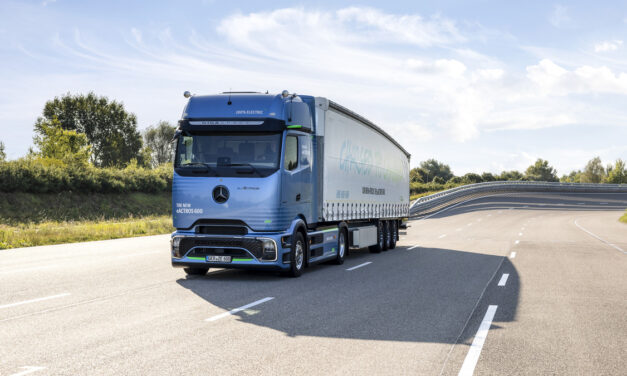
[296,194,301,201]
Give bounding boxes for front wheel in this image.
[183,267,209,276]
[333,228,348,265]
[287,232,305,277]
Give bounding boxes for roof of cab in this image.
[182,93,295,120]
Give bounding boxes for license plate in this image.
[206,255,231,263]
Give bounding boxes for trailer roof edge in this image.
[327,100,411,159]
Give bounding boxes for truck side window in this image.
[299,136,311,166]
[284,135,298,171]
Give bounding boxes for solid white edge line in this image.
[458,305,498,376]
[509,252,516,259]
[408,245,420,250]
[9,366,46,376]
[205,297,274,322]
[0,293,71,310]
[346,261,372,271]
[497,274,509,286]
[574,220,626,254]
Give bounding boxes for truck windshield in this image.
[175,132,282,177]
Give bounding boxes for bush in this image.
[0,158,173,193]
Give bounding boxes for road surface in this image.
[1,192,626,375]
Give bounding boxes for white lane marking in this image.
[574,220,626,254]
[467,223,473,226]
[456,228,463,232]
[0,265,57,275]
[9,367,45,376]
[458,305,498,376]
[509,252,516,259]
[205,297,274,322]
[518,232,523,236]
[438,234,447,239]
[0,293,71,310]
[515,240,520,245]
[346,262,372,271]
[497,274,510,286]
[408,245,420,250]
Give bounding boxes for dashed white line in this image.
[574,220,626,254]
[408,245,420,250]
[509,252,516,259]
[515,240,520,245]
[438,234,447,239]
[497,273,510,286]
[9,367,45,376]
[346,262,372,271]
[205,297,274,322]
[518,232,523,236]
[458,305,498,376]
[0,293,71,310]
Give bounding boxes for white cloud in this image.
[594,40,623,52]
[527,58,627,95]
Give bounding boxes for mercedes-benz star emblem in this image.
[212,185,229,204]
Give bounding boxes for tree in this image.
[498,170,523,181]
[410,167,426,183]
[417,159,454,182]
[432,176,445,184]
[481,172,496,182]
[561,170,582,183]
[461,173,483,184]
[144,121,176,167]
[580,157,605,183]
[606,159,627,184]
[0,141,5,161]
[33,117,91,166]
[35,92,142,167]
[524,159,558,182]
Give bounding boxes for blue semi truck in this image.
[170,91,410,277]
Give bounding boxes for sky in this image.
[1,0,626,175]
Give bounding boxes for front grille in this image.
[180,237,263,258]
[196,226,248,235]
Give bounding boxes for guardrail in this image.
[409,181,627,217]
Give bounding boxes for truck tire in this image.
[183,267,209,276]
[287,231,305,277]
[389,221,397,249]
[369,221,385,253]
[383,221,391,251]
[333,228,347,265]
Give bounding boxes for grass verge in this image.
[0,192,173,249]
[0,215,173,249]
[410,190,447,201]
[620,210,627,224]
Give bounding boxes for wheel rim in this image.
[339,231,346,258]
[295,241,304,270]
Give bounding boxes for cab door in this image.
[281,133,313,222]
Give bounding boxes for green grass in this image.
[620,210,627,224]
[410,189,447,201]
[0,192,173,249]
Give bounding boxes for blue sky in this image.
[1,0,626,175]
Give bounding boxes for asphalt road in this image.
[1,192,626,375]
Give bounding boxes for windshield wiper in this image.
[178,162,217,175]
[223,163,262,176]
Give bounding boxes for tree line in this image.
[411,157,626,187]
[0,92,176,168]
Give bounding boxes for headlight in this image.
[171,236,183,258]
[261,239,277,260]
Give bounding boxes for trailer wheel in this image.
[286,231,305,277]
[383,221,391,251]
[389,221,397,249]
[333,228,348,265]
[183,267,209,276]
[369,221,385,253]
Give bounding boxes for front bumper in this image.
[170,231,290,271]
